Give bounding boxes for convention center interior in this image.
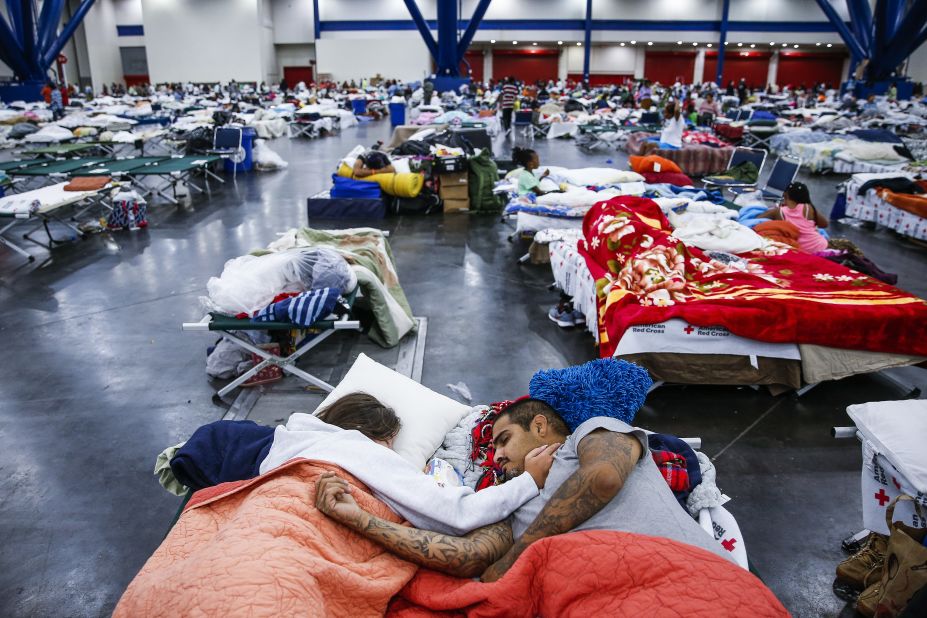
[2,0,927,616]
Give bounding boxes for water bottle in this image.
[126,200,137,230]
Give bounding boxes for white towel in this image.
[260,413,539,536]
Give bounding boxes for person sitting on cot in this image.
[315,397,736,582]
[758,181,829,253]
[507,147,562,196]
[352,150,395,178]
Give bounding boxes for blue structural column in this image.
[716,0,730,85]
[814,0,866,61]
[435,0,459,77]
[583,0,592,82]
[43,0,97,69]
[846,0,873,53]
[878,0,927,76]
[312,0,320,40]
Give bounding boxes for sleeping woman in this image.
[260,392,559,536]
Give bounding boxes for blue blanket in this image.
[170,420,275,491]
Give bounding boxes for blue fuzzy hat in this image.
[528,359,653,431]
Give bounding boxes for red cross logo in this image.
[721,538,737,552]
[684,325,695,334]
[892,477,901,490]
[875,489,890,506]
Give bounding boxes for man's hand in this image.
[314,472,365,526]
[524,443,560,489]
[480,541,525,582]
[541,168,550,178]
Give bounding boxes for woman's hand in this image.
[315,472,364,525]
[524,443,561,489]
[540,168,550,178]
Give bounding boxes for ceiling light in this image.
[782,43,788,47]
[647,41,653,46]
[724,41,729,45]
[557,40,563,45]
[816,42,822,46]
[619,42,626,47]
[630,40,636,44]
[512,40,518,44]
[707,43,713,48]
[737,43,743,47]
[770,42,775,46]
[677,41,683,45]
[490,39,495,44]
[793,44,799,48]
[750,44,756,48]
[532,42,538,46]
[576,42,582,46]
[827,43,833,47]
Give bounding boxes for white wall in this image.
[82,0,125,91]
[908,45,927,84]
[140,0,265,83]
[276,44,316,68]
[112,0,144,24]
[315,37,430,82]
[564,44,640,75]
[272,0,314,44]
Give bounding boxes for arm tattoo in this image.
[516,430,639,549]
[343,514,514,579]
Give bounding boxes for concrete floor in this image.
[1,119,925,617]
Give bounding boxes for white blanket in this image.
[260,413,539,536]
[0,182,99,216]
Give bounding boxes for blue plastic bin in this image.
[389,102,406,126]
[351,99,367,115]
[224,126,256,174]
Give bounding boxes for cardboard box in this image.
[439,171,468,186]
[439,184,470,200]
[443,197,469,212]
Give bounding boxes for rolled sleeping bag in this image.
[337,162,424,198]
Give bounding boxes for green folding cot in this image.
[125,155,222,204]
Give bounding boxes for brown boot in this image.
[856,580,882,617]
[837,532,889,589]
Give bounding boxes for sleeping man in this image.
[315,397,733,582]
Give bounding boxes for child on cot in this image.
[508,147,561,196]
[645,101,685,150]
[757,182,898,283]
[758,182,829,253]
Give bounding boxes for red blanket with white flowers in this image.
[579,196,927,358]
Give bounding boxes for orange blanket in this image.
[754,220,801,249]
[115,460,418,617]
[878,188,927,219]
[389,531,788,617]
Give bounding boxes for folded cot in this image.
[182,288,362,397]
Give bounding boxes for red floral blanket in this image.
[579,196,927,358]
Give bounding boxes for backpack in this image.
[393,140,432,157]
[425,130,475,155]
[391,188,441,215]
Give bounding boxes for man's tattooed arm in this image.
[347,514,513,579]
[480,429,641,582]
[313,472,513,579]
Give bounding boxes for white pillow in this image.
[314,353,470,469]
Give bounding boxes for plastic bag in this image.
[424,458,464,488]
[253,139,289,170]
[203,247,355,315]
[733,190,764,207]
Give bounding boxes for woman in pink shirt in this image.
[759,182,829,253]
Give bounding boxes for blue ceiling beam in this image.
[6,0,24,46]
[43,0,96,69]
[456,0,492,59]
[583,0,592,81]
[401,0,438,60]
[845,0,872,53]
[37,0,65,63]
[814,0,866,60]
[0,15,32,78]
[716,0,730,85]
[876,0,927,76]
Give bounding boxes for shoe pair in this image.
[548,302,585,328]
[834,532,888,614]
